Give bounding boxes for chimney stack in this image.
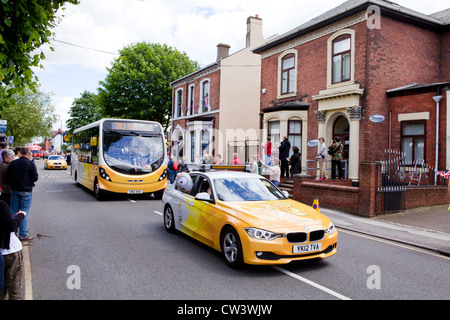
[216,43,231,61]
[246,15,263,48]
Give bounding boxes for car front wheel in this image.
[164,206,175,232]
[221,227,244,268]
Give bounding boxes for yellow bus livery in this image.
[72,119,167,200]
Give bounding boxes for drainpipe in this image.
[433,93,443,185]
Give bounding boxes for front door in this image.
[333,116,349,161]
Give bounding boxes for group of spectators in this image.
[0,135,39,300]
[167,135,345,187]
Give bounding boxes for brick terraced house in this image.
[253,0,449,185]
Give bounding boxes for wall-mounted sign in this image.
[369,114,385,123]
[307,139,319,147]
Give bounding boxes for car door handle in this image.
[188,202,194,207]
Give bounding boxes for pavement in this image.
[320,204,450,257]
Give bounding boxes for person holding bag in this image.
[328,137,344,179]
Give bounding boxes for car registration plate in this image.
[293,243,321,254]
[127,190,143,194]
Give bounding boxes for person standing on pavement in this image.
[260,158,281,187]
[0,134,8,165]
[263,137,272,165]
[329,137,344,180]
[279,136,291,178]
[288,146,302,178]
[6,146,38,242]
[0,200,26,299]
[0,149,15,206]
[249,154,259,174]
[232,153,241,165]
[167,156,177,184]
[317,137,327,180]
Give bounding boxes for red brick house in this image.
[253,0,449,184]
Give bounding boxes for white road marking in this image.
[154,210,163,216]
[23,245,33,300]
[272,266,351,300]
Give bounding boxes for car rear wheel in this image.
[164,206,175,232]
[221,227,244,268]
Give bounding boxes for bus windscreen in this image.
[103,122,164,175]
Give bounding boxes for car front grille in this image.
[285,230,325,243]
[310,230,325,242]
[286,232,307,243]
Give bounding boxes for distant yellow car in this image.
[162,171,338,268]
[44,155,67,170]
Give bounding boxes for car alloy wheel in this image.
[221,227,244,268]
[164,206,175,232]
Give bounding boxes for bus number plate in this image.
[128,190,143,194]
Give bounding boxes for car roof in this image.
[190,170,263,180]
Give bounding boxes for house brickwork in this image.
[254,0,449,183]
[253,0,449,215]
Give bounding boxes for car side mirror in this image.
[195,192,214,203]
[281,190,289,198]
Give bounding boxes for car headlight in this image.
[245,228,283,241]
[325,222,336,234]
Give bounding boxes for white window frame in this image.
[188,84,195,116]
[175,88,184,118]
[277,49,298,99]
[326,29,356,89]
[199,79,211,113]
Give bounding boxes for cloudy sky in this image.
[32,0,449,131]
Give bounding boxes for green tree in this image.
[1,88,57,145]
[0,0,79,96]
[98,42,199,129]
[66,90,102,133]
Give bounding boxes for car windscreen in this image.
[49,156,63,160]
[103,129,164,175]
[213,177,286,201]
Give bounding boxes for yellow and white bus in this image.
[72,119,168,200]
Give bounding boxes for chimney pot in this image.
[216,43,231,61]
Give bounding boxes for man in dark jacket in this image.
[279,136,291,178]
[6,146,38,241]
[289,146,302,177]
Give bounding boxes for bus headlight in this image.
[99,168,111,181]
[158,169,168,181]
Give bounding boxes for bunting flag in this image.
[438,171,450,179]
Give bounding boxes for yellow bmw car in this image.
[44,155,67,170]
[162,171,337,268]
